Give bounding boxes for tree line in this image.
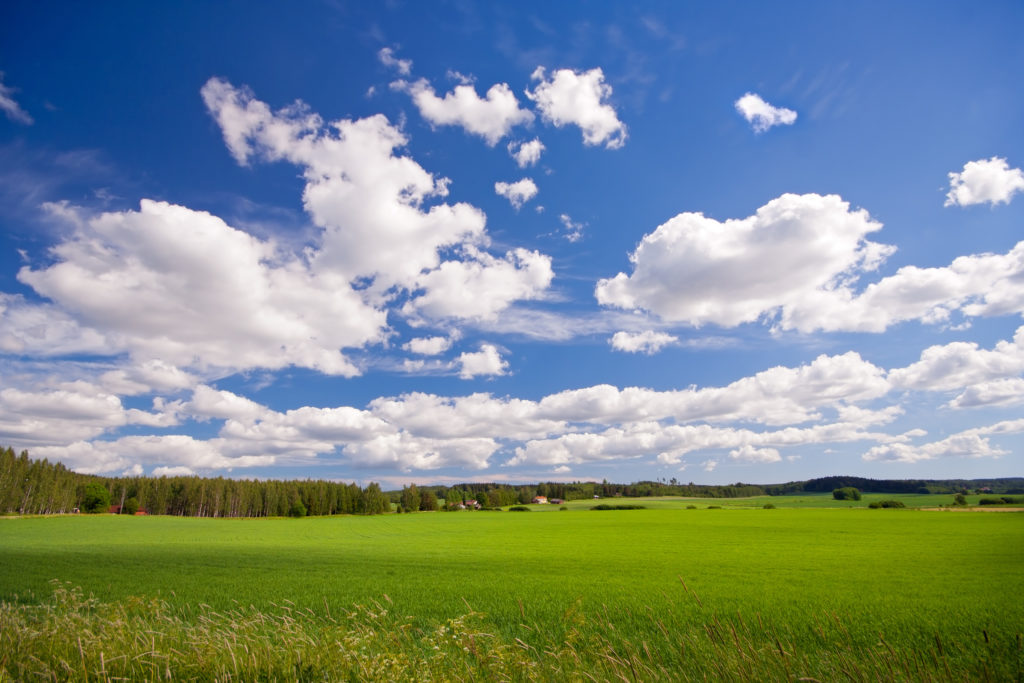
[0,446,389,517]
[4,446,1023,517]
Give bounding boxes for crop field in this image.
[2,504,1022,680]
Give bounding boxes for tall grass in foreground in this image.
[2,582,1019,682]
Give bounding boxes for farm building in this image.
[532,496,548,504]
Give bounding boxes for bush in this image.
[832,487,862,501]
[685,504,698,509]
[591,504,645,510]
[81,482,111,514]
[508,505,530,512]
[122,497,139,515]
[953,494,967,506]
[288,501,307,517]
[706,505,722,509]
[868,500,905,509]
[559,506,568,511]
[763,503,776,509]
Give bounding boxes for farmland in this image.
[2,503,1022,680]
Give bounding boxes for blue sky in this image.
[1,1,1023,487]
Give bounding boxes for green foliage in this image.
[418,489,439,511]
[400,484,420,512]
[559,506,568,510]
[591,504,645,510]
[763,503,776,509]
[81,482,111,513]
[122,497,139,515]
[706,505,722,509]
[868,500,905,508]
[686,504,698,509]
[832,487,862,501]
[288,500,307,517]
[953,493,967,506]
[508,505,530,511]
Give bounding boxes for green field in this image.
[2,504,1022,680]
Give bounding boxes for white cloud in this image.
[403,247,553,321]
[457,344,508,379]
[537,351,889,427]
[152,465,197,477]
[945,157,1024,207]
[863,419,1024,463]
[32,435,276,476]
[508,138,545,167]
[0,73,33,125]
[609,330,678,354]
[0,383,177,448]
[200,78,552,322]
[734,93,797,133]
[949,378,1024,409]
[596,193,893,328]
[18,200,385,377]
[701,459,718,472]
[495,178,538,209]
[526,67,627,148]
[0,293,112,356]
[188,385,269,422]
[393,78,534,146]
[597,192,1024,333]
[728,445,781,463]
[558,213,585,242]
[377,47,412,75]
[403,336,453,356]
[889,326,1024,394]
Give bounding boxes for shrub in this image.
[953,494,967,506]
[288,501,307,518]
[508,505,530,512]
[81,482,111,514]
[706,505,722,509]
[868,500,905,509]
[122,497,140,515]
[686,504,698,509]
[559,506,568,511]
[832,487,862,501]
[763,503,776,509]
[591,504,645,510]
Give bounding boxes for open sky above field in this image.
[1,1,1023,486]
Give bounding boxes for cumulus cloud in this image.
[377,47,412,75]
[734,93,796,133]
[495,178,538,209]
[609,330,678,354]
[393,78,534,146]
[508,138,545,167]
[403,336,453,356]
[0,73,33,125]
[403,247,553,321]
[596,193,893,328]
[863,419,1024,463]
[889,326,1024,393]
[457,344,508,379]
[729,445,781,463]
[201,78,551,321]
[945,157,1024,207]
[18,200,384,376]
[597,192,1024,333]
[526,67,627,148]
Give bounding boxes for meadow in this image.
[2,502,1022,680]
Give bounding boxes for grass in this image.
[1,505,1022,680]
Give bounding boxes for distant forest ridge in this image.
[2,445,1022,517]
